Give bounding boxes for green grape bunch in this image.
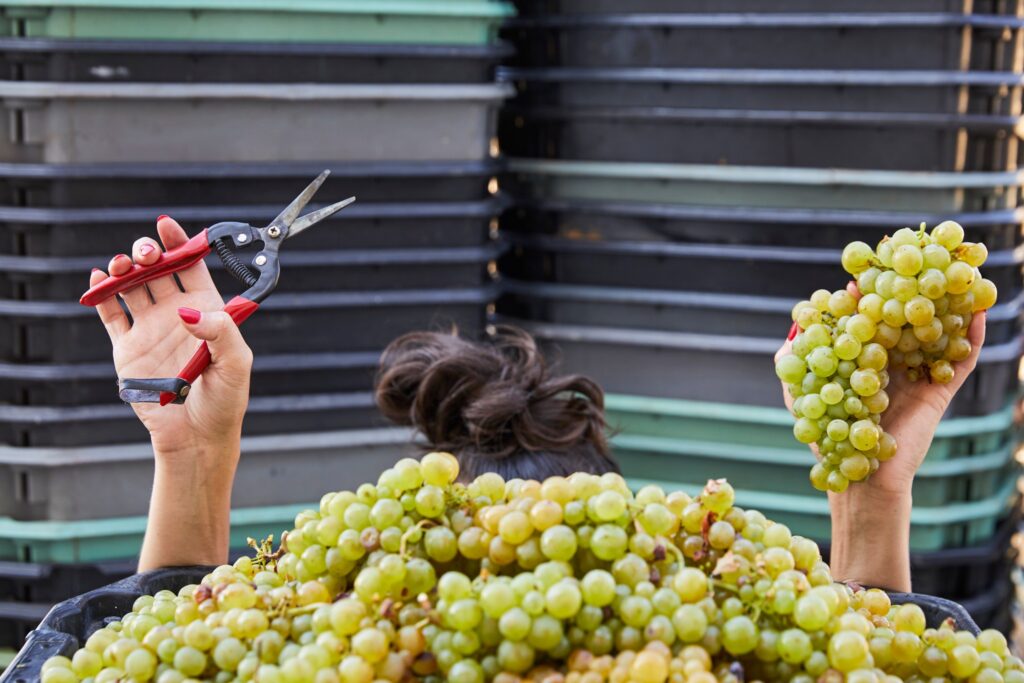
[775,222,997,493]
[41,454,1023,683]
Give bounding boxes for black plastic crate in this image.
[960,574,1015,633]
[501,67,1024,117]
[515,0,1006,14]
[499,200,1024,251]
[500,106,1021,172]
[0,160,499,208]
[0,243,503,301]
[0,390,393,447]
[500,234,1023,300]
[0,198,501,258]
[0,560,132,607]
[505,318,1022,417]
[498,281,1023,346]
[0,38,512,84]
[0,287,493,363]
[0,565,978,683]
[0,349,383,407]
[505,14,1023,72]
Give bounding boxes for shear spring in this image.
[215,238,258,288]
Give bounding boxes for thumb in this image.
[177,307,253,372]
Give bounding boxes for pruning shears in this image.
[80,170,355,406]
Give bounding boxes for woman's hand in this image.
[91,216,254,569]
[774,281,987,591]
[93,216,253,455]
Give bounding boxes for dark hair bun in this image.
[375,326,610,464]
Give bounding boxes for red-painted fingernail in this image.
[787,322,799,340]
[91,268,101,274]
[139,244,154,257]
[178,307,201,325]
[157,214,169,222]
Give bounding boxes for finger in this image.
[89,268,130,340]
[132,236,179,302]
[158,215,216,293]
[177,308,253,376]
[959,310,987,372]
[847,280,862,301]
[108,253,132,277]
[774,322,799,362]
[107,252,152,313]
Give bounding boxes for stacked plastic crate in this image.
[499,1,1024,632]
[0,0,514,654]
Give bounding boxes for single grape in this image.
[932,220,964,249]
[841,241,874,274]
[892,244,923,276]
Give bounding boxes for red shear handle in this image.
[158,295,260,406]
[80,230,211,307]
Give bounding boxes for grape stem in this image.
[400,520,437,559]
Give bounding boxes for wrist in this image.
[152,431,241,468]
[829,486,912,592]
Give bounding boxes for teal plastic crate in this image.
[614,433,1017,506]
[1,1,514,45]
[507,158,1024,213]
[0,504,309,563]
[606,394,1017,461]
[627,477,1019,552]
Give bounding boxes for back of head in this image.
[374,326,619,481]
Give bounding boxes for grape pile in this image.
[42,457,1020,683]
[775,222,998,493]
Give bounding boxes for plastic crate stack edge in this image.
[498,4,1024,633]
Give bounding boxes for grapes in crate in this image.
[775,222,997,494]
[41,455,1021,683]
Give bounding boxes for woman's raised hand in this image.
[774,281,986,591]
[90,215,253,459]
[774,281,986,497]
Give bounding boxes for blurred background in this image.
[1,0,1024,668]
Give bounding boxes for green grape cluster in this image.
[42,458,1021,683]
[775,222,998,493]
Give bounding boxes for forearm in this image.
[829,487,913,592]
[139,439,240,572]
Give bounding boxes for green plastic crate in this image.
[627,477,1019,552]
[1,1,514,45]
[606,394,1017,461]
[507,158,1024,213]
[614,433,1017,506]
[0,504,310,563]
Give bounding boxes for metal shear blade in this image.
[287,196,357,240]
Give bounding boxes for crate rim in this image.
[0,284,498,318]
[0,80,516,102]
[0,196,504,224]
[500,279,1024,324]
[0,426,417,467]
[506,104,1024,132]
[507,317,1024,362]
[613,432,1015,479]
[603,393,1018,437]
[508,196,1024,227]
[507,232,1024,266]
[0,241,507,275]
[0,158,504,179]
[505,12,1024,30]
[0,36,515,58]
[499,66,1024,88]
[1,0,517,19]
[508,157,1024,189]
